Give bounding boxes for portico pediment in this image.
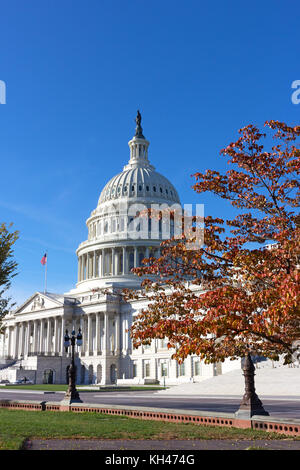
[13,292,68,315]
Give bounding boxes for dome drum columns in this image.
[77,246,158,282]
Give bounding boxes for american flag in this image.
[40,253,47,265]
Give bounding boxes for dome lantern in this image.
[125,110,151,170]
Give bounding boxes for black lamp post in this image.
[235,352,269,418]
[63,328,82,402]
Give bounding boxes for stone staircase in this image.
[0,358,17,370]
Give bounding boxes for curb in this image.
[1,399,300,437]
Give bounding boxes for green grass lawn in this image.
[0,384,166,392]
[0,408,290,450]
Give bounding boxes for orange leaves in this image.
[126,120,299,364]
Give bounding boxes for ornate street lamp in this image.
[235,352,269,419]
[63,328,83,402]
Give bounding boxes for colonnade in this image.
[5,312,124,360]
[78,245,160,282]
[79,312,122,357]
[5,316,67,359]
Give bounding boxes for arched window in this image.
[88,365,94,384]
[81,365,86,384]
[43,369,54,384]
[97,364,102,384]
[110,364,117,384]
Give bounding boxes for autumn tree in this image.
[0,223,19,330]
[126,121,300,366]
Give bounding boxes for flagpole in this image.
[44,251,48,294]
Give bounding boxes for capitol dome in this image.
[98,166,180,206]
[75,112,181,290]
[97,112,180,207]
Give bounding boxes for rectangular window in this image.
[133,362,137,378]
[160,338,168,349]
[179,362,185,376]
[194,361,201,376]
[144,361,150,377]
[161,362,168,377]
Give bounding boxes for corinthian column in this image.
[101,249,105,276]
[33,321,38,355]
[95,313,100,354]
[115,313,120,355]
[104,312,109,354]
[47,318,52,354]
[39,320,44,354]
[54,317,58,354]
[93,250,96,278]
[60,316,65,355]
[122,247,126,275]
[26,322,31,356]
[134,247,138,268]
[88,314,92,355]
[19,323,25,358]
[14,324,19,358]
[6,327,11,358]
[111,248,115,275]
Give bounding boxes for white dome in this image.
[75,113,182,291]
[97,117,180,207]
[98,166,180,205]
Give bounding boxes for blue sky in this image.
[1,0,299,306]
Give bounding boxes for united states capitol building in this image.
[0,114,239,385]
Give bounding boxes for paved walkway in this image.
[23,438,300,450]
[158,364,300,397]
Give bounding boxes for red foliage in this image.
[125,121,300,364]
